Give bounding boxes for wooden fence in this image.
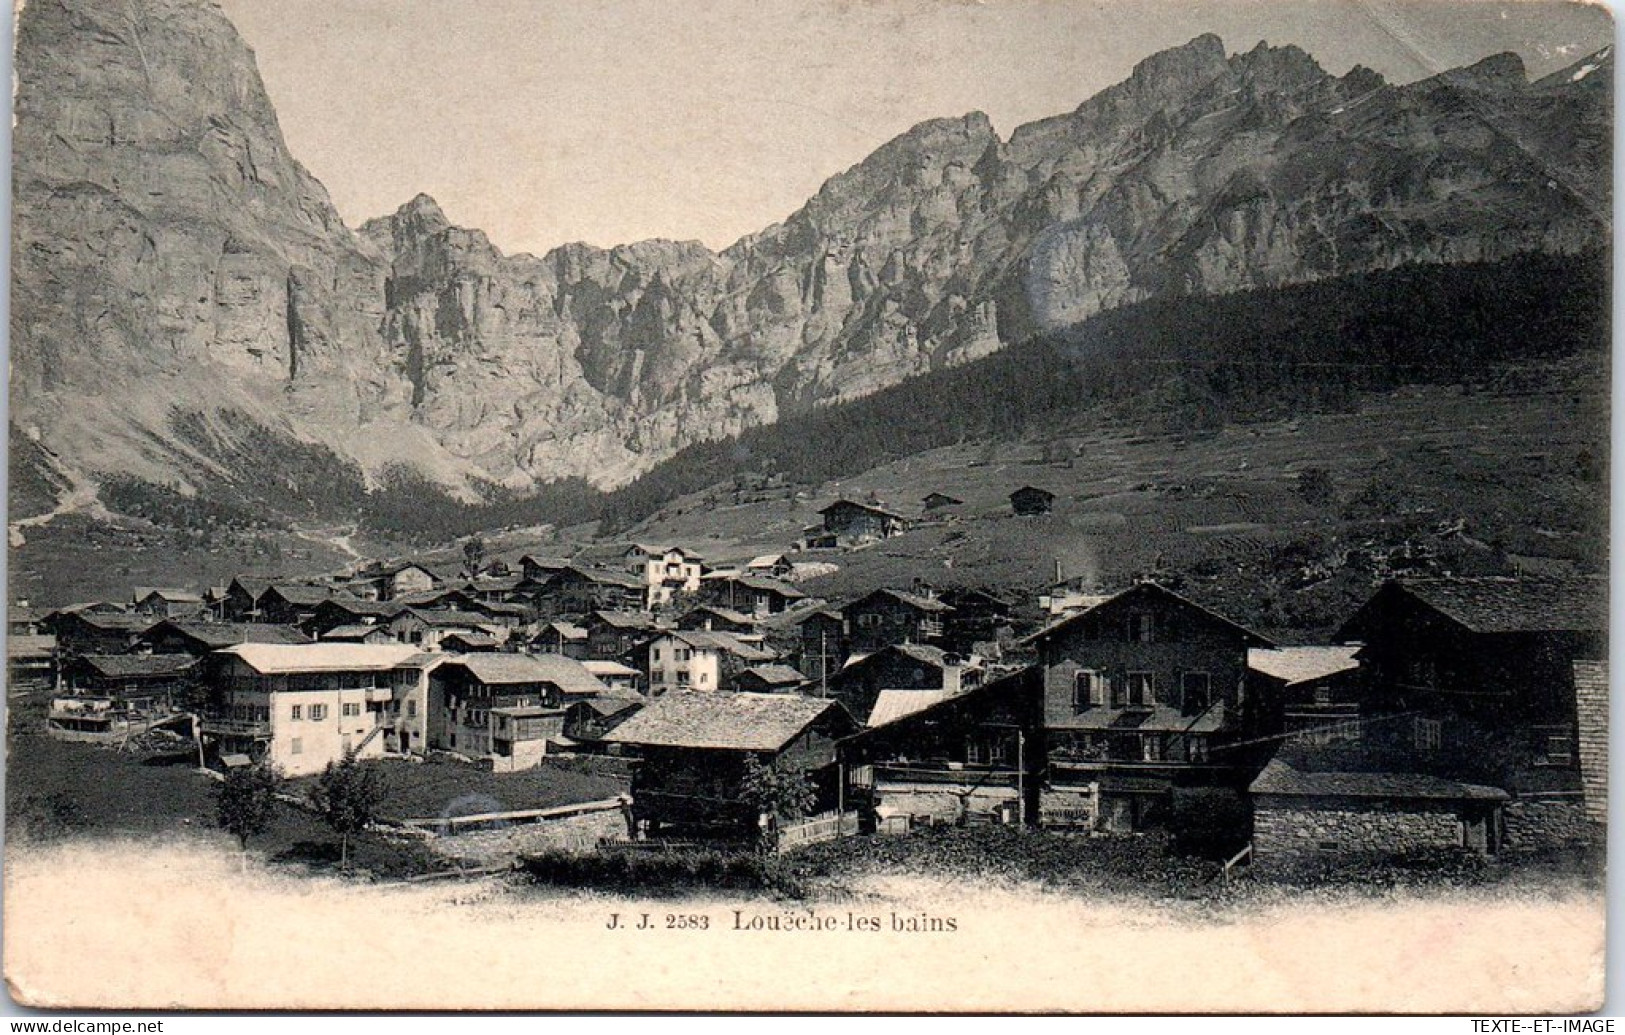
[775,810,859,852]
[400,796,629,835]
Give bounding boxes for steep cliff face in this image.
[9,1,1611,507]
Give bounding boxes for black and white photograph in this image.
[1,0,1613,1014]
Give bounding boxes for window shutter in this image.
[1089,671,1107,706]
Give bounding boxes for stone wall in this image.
[1253,798,1461,861]
[1573,660,1607,824]
[1503,796,1596,849]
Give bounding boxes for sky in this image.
[214,0,1615,257]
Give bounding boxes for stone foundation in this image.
[1253,798,1461,861]
[1503,797,1596,848]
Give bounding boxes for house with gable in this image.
[1022,581,1277,834]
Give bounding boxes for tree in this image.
[739,755,817,825]
[215,762,282,864]
[308,750,384,870]
[461,535,487,578]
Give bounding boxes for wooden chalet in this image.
[734,664,809,694]
[428,653,605,768]
[131,587,206,618]
[937,587,1016,655]
[533,620,590,659]
[606,692,861,840]
[921,492,964,512]
[59,653,196,712]
[535,565,646,616]
[139,620,310,656]
[795,608,849,687]
[300,597,403,639]
[1306,575,1609,850]
[699,573,807,617]
[1009,485,1056,516]
[676,605,760,636]
[583,610,661,662]
[47,610,154,657]
[844,587,953,654]
[811,499,910,547]
[1022,581,1277,834]
[257,584,350,626]
[841,667,1045,829]
[745,554,796,579]
[219,577,274,621]
[828,643,984,726]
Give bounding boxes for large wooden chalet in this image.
[1023,581,1277,833]
[607,692,861,840]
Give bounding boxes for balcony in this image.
[364,687,393,703]
[201,717,272,738]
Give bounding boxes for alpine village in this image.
[6,0,1610,901]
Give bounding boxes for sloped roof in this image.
[440,653,605,696]
[541,621,588,640]
[1021,581,1274,648]
[819,498,907,520]
[590,610,657,630]
[467,575,525,592]
[571,695,646,716]
[440,632,501,648]
[75,654,197,679]
[1010,484,1056,499]
[1047,702,1229,735]
[850,588,952,614]
[555,565,644,589]
[1390,576,1606,634]
[680,605,757,627]
[317,598,403,618]
[394,608,490,629]
[606,692,852,752]
[133,587,203,603]
[68,613,155,632]
[148,620,310,648]
[733,574,806,598]
[663,629,774,662]
[1250,759,1509,802]
[738,664,808,687]
[262,584,344,607]
[228,576,274,598]
[323,624,392,641]
[218,643,423,673]
[7,634,55,659]
[582,659,640,679]
[1248,646,1361,686]
[867,689,957,728]
[747,554,790,569]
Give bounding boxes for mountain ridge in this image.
[9,0,1611,508]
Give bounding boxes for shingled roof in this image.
[1248,646,1361,686]
[1251,759,1509,802]
[439,653,605,696]
[1390,575,1606,634]
[606,692,853,752]
[74,654,197,679]
[148,620,310,649]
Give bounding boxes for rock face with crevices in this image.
[9,0,1610,502]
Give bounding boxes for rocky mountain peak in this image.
[8,0,1613,504]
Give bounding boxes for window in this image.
[1413,717,1442,751]
[698,672,708,685]
[1073,670,1105,709]
[1125,672,1155,707]
[1141,735,1163,762]
[309,704,328,721]
[1126,613,1155,643]
[406,700,417,717]
[651,670,665,685]
[342,702,361,718]
[652,648,662,661]
[1187,738,1209,763]
[857,613,881,628]
[988,738,1009,765]
[1541,729,1575,766]
[966,739,986,765]
[290,738,303,755]
[676,671,691,686]
[1313,686,1333,706]
[1404,657,1437,689]
[674,648,692,662]
[290,705,302,721]
[1181,673,1211,716]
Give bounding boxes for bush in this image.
[520,847,811,898]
